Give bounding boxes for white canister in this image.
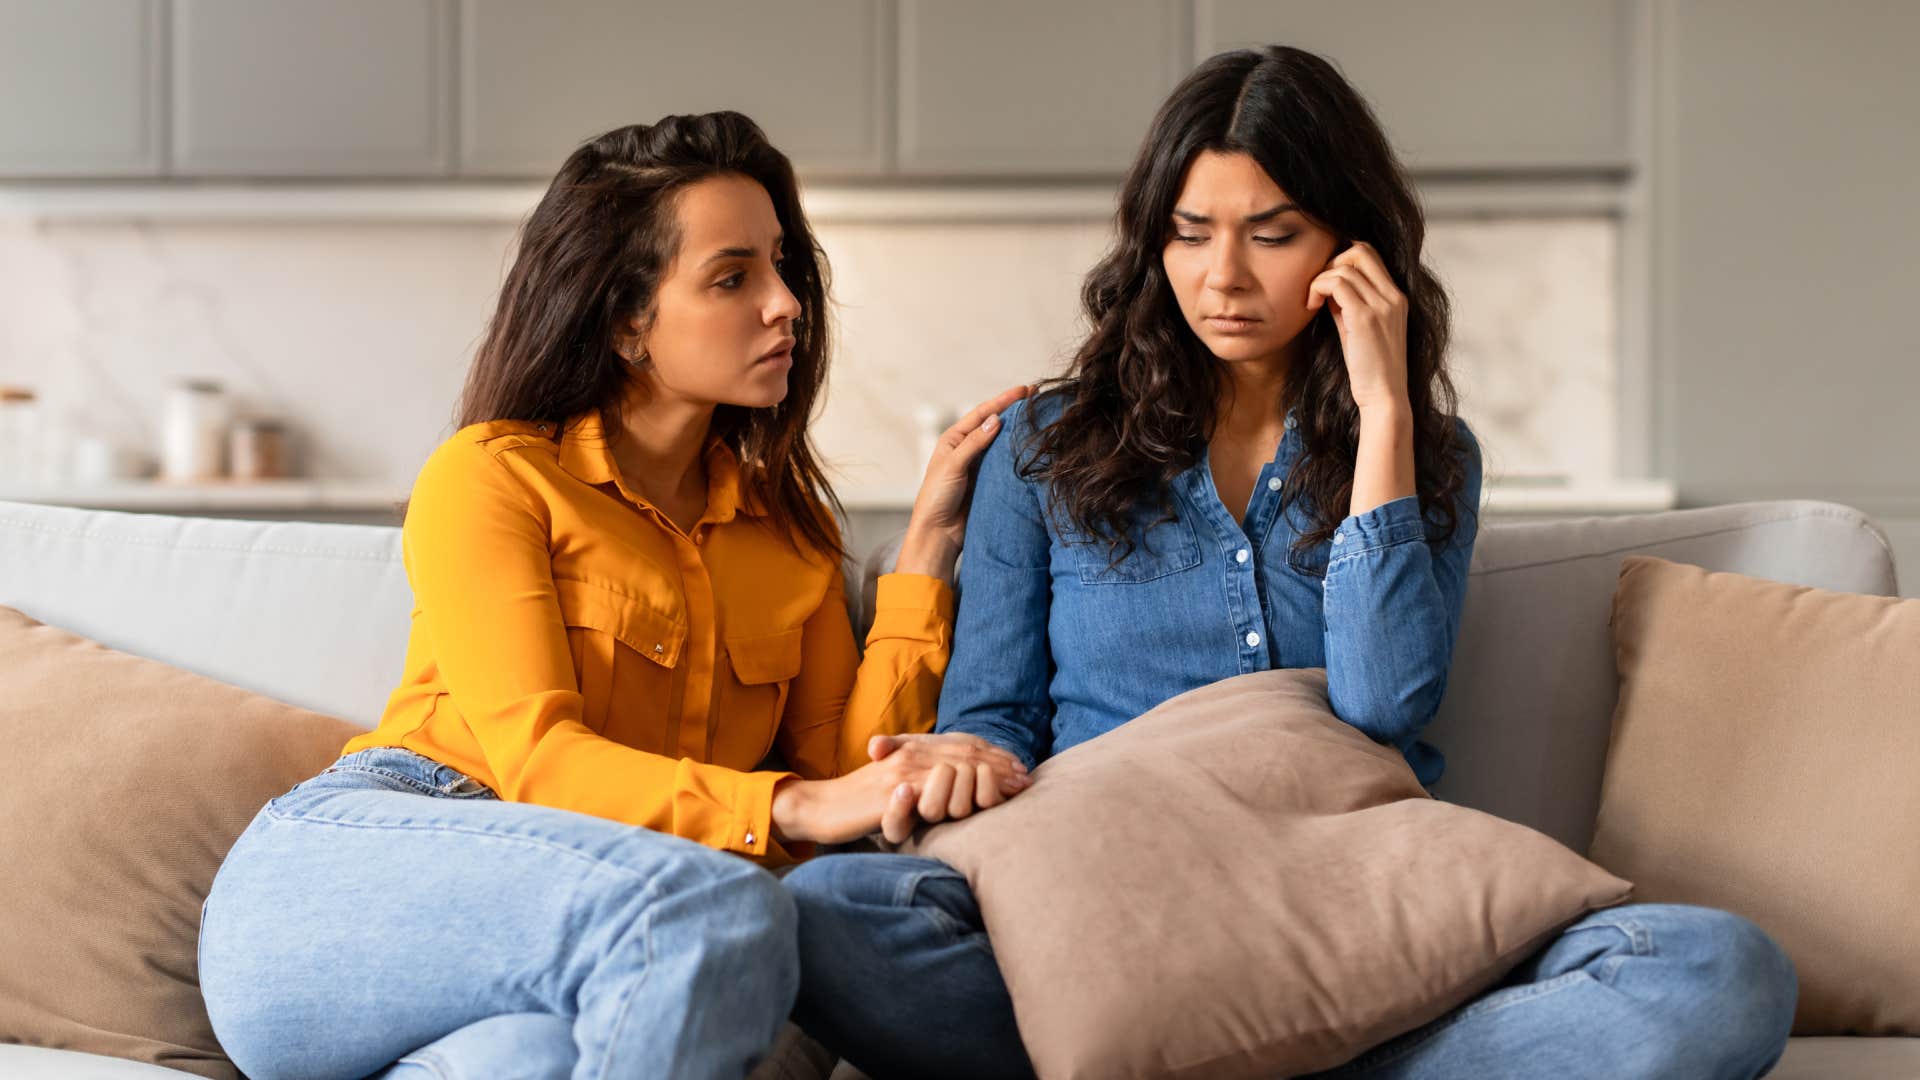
[160,380,230,482]
[0,387,41,485]
[912,402,958,475]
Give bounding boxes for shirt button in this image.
[744,830,756,846]
[653,643,664,654]
[1244,631,1261,648]
[1333,532,1346,545]
[1235,549,1249,564]
[1267,476,1282,492]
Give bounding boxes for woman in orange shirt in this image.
[197,112,1029,1080]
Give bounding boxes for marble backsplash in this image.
[0,208,1613,500]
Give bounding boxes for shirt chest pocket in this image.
[553,578,685,735]
[721,626,805,760]
[1062,512,1204,585]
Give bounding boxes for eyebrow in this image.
[698,233,786,269]
[1171,203,1297,225]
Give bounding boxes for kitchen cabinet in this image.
[0,0,164,176]
[1196,0,1631,171]
[458,0,890,178]
[896,0,1188,176]
[171,0,452,176]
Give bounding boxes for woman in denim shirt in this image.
[785,46,1797,1080]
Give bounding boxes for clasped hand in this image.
[771,732,1032,846]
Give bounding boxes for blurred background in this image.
[0,0,1913,587]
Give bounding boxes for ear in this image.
[614,311,650,363]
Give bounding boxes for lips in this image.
[758,337,796,363]
[1204,314,1263,332]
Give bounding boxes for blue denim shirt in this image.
[936,395,1482,788]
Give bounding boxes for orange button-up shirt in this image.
[341,409,951,865]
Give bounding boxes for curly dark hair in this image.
[454,112,841,563]
[1022,45,1473,561]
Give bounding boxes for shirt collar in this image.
[556,408,763,524]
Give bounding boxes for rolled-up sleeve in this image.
[935,400,1056,770]
[775,565,952,782]
[1320,420,1482,759]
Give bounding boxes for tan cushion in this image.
[0,605,360,1078]
[1590,555,1920,1036]
[904,668,1632,1080]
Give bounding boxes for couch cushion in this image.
[904,667,1632,1079]
[1771,1037,1920,1079]
[0,1046,205,1079]
[0,605,362,1078]
[1589,556,1920,1035]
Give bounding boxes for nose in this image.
[767,276,803,326]
[1203,238,1251,295]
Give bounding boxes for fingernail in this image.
[983,414,999,429]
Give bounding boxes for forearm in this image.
[1349,401,1416,519]
[892,522,962,582]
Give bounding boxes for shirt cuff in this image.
[1329,494,1429,562]
[730,769,793,859]
[867,572,955,643]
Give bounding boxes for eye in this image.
[716,272,744,290]
[1253,234,1296,247]
[1172,233,1207,246]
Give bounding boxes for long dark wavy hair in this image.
[453,112,841,562]
[1023,45,1472,559]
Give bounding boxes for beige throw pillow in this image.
[1590,555,1920,1035]
[904,668,1632,1080]
[0,605,362,1078]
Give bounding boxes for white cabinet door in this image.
[459,0,890,178]
[172,0,452,176]
[897,0,1189,176]
[0,0,164,176]
[1197,0,1631,171]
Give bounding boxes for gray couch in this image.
[1,496,1914,1078]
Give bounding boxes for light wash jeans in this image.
[198,747,799,1080]
[783,853,1800,1080]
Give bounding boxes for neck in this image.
[613,376,714,504]
[1213,349,1292,445]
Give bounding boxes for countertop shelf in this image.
[0,477,1679,517]
[0,479,410,512]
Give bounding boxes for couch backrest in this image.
[863,500,1900,852]
[1,497,1897,852]
[0,500,411,729]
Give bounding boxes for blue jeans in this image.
[198,747,799,1080]
[783,854,1799,1080]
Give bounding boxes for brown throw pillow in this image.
[0,604,361,1078]
[903,668,1632,1080]
[1590,555,1920,1036]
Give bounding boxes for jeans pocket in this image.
[438,773,498,800]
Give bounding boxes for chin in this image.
[732,374,790,410]
[1200,334,1288,363]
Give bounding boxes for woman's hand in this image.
[769,731,1032,846]
[895,384,1032,581]
[1306,240,1411,415]
[867,732,1030,831]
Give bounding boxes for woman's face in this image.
[628,173,802,409]
[1161,150,1343,371]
